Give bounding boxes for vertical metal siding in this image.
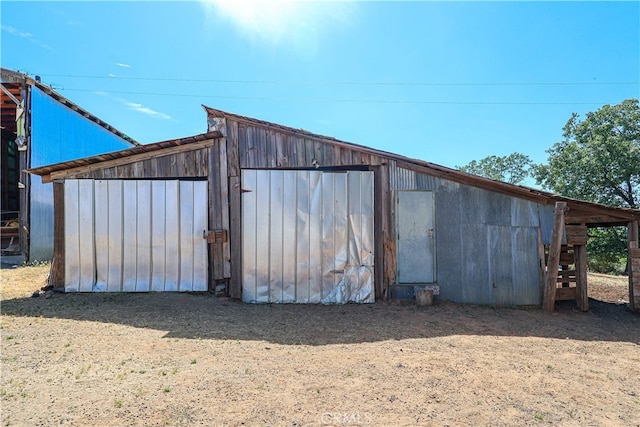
[64,179,208,292]
[242,170,374,303]
[391,164,544,305]
[29,87,134,261]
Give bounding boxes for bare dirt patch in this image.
[1,265,639,426]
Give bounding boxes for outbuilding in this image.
[1,68,138,262]
[28,106,640,310]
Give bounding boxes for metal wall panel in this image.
[29,87,133,261]
[397,191,435,284]
[64,179,208,292]
[389,165,545,305]
[241,170,374,304]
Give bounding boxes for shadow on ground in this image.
[1,292,638,345]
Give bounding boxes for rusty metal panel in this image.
[63,179,207,292]
[241,170,374,303]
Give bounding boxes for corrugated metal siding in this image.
[64,179,208,292]
[241,170,374,303]
[390,161,438,190]
[392,164,544,305]
[29,86,134,261]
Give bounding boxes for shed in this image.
[28,106,640,310]
[1,68,138,262]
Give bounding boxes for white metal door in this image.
[64,179,208,292]
[241,170,375,303]
[397,191,435,283]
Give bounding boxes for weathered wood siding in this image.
[71,147,210,179]
[236,123,382,169]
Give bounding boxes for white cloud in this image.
[123,101,171,120]
[96,90,171,120]
[116,63,131,68]
[1,25,55,52]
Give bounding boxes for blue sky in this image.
[1,1,638,171]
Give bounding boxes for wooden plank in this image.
[373,166,383,300]
[323,140,335,166]
[229,175,242,299]
[239,123,253,169]
[296,137,306,167]
[226,120,240,177]
[378,164,391,299]
[45,139,215,182]
[51,182,65,288]
[254,126,267,168]
[340,146,353,165]
[314,140,324,166]
[565,225,588,245]
[559,252,575,263]
[209,144,224,281]
[557,269,577,277]
[575,243,588,311]
[275,132,287,167]
[543,202,567,312]
[266,130,277,168]
[555,286,577,301]
[304,137,315,166]
[285,135,295,167]
[219,139,231,279]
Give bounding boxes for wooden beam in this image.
[629,220,639,311]
[575,243,588,311]
[543,202,567,312]
[228,175,242,299]
[51,181,65,288]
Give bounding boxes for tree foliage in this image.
[586,227,628,274]
[533,99,640,208]
[457,152,532,184]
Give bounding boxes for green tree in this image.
[457,152,532,184]
[533,99,640,274]
[533,99,640,208]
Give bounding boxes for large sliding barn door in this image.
[64,179,208,292]
[241,170,374,303]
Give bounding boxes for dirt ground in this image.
[1,265,638,426]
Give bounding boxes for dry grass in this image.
[1,264,639,426]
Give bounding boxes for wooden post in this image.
[228,175,242,299]
[543,202,567,312]
[575,244,588,311]
[629,220,639,311]
[51,181,65,288]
